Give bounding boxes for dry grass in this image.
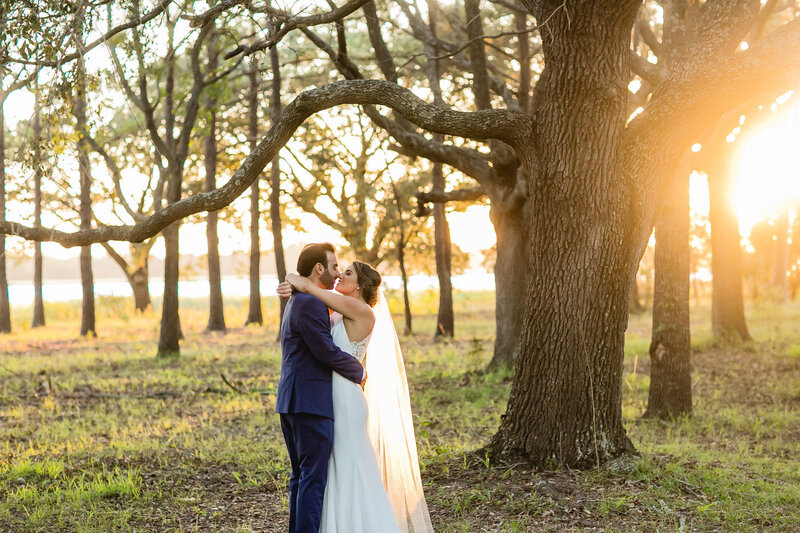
[1,292,799,532]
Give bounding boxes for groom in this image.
[276,242,366,533]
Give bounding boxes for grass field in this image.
[1,290,799,532]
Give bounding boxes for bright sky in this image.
[733,97,800,236]
[687,93,800,239]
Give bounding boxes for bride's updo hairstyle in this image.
[352,261,382,307]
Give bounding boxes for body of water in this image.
[7,273,496,305]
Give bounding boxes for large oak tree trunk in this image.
[76,45,96,338]
[487,203,527,370]
[491,3,638,467]
[645,168,692,419]
[205,105,226,332]
[31,94,45,329]
[245,62,263,326]
[707,149,751,341]
[0,102,10,333]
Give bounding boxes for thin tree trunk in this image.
[32,93,45,328]
[205,38,225,333]
[130,266,151,311]
[101,241,153,313]
[129,241,152,312]
[158,219,181,356]
[157,32,182,357]
[76,35,96,337]
[432,166,454,338]
[427,0,454,339]
[269,45,287,331]
[205,109,226,332]
[0,100,10,333]
[772,209,789,303]
[629,273,645,313]
[515,5,531,115]
[245,61,263,326]
[707,149,751,341]
[398,228,413,336]
[644,168,692,419]
[487,203,527,370]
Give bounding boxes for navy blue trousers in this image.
[280,413,334,533]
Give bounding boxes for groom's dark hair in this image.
[297,243,336,277]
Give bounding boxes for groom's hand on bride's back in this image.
[276,281,295,299]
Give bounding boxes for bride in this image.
[282,261,434,533]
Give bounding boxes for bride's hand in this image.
[286,273,312,293]
[276,281,293,299]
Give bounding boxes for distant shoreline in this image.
[5,272,497,304]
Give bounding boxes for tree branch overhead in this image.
[0,80,530,247]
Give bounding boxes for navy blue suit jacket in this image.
[276,292,364,419]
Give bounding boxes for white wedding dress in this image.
[319,312,401,533]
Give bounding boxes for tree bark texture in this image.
[490,3,639,468]
[205,105,226,332]
[707,147,751,341]
[76,43,96,337]
[32,95,45,328]
[487,203,527,369]
[245,62,263,326]
[0,102,10,333]
[645,169,692,419]
[270,45,288,330]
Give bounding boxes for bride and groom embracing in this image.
[276,243,434,533]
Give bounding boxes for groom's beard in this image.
[319,271,335,290]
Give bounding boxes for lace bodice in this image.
[330,312,371,363]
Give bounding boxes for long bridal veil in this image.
[364,290,434,533]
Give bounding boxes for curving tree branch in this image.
[0,79,530,246]
[223,0,372,59]
[628,14,799,152]
[182,0,246,28]
[301,25,506,186]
